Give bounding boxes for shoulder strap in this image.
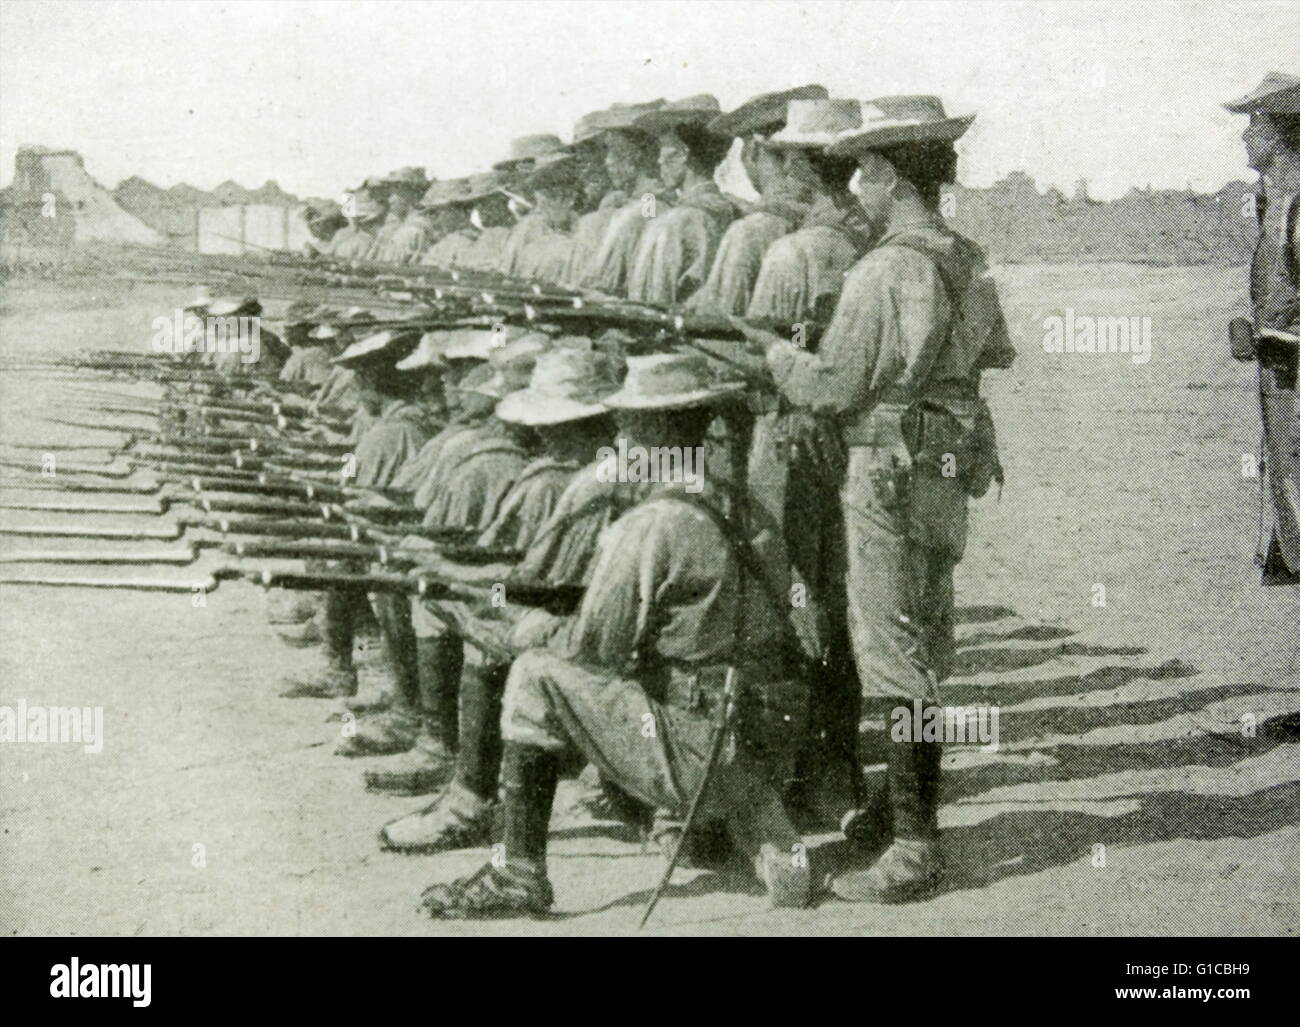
[647,490,794,636]
[1283,193,1300,285]
[876,232,966,319]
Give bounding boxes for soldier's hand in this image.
[726,315,785,356]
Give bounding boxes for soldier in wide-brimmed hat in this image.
[625,95,738,305]
[275,300,337,387]
[325,189,385,261]
[576,100,678,294]
[200,295,292,379]
[377,346,626,832]
[416,174,509,269]
[417,351,813,918]
[559,100,669,288]
[348,334,553,791]
[684,84,828,316]
[365,167,434,264]
[1225,73,1300,586]
[736,95,1015,904]
[497,153,581,283]
[280,327,439,707]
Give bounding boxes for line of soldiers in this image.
[207,85,1017,919]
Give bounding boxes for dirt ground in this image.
[0,265,1297,936]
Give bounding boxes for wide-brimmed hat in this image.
[182,293,212,313]
[418,178,470,209]
[277,299,332,330]
[434,324,536,362]
[766,98,864,148]
[525,152,581,192]
[496,347,618,426]
[308,306,377,341]
[632,94,723,136]
[395,330,450,371]
[708,84,829,138]
[469,333,552,399]
[206,296,261,318]
[421,172,510,209]
[380,166,430,189]
[304,199,343,223]
[827,96,974,156]
[493,134,568,171]
[333,327,422,368]
[1224,72,1300,115]
[602,352,742,411]
[573,99,667,144]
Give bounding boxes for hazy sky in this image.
[0,0,1294,201]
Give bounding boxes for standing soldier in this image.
[744,96,1015,902]
[327,189,385,261]
[625,95,736,307]
[1226,72,1300,586]
[685,85,828,316]
[556,107,622,288]
[418,175,507,269]
[497,153,581,284]
[739,97,876,826]
[579,101,673,296]
[367,168,432,264]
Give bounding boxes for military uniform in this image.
[420,227,479,268]
[373,211,438,265]
[327,223,378,261]
[559,192,625,288]
[417,354,811,917]
[578,176,668,295]
[684,187,806,316]
[625,180,735,306]
[1227,74,1300,583]
[459,225,511,272]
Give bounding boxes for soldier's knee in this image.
[500,649,567,750]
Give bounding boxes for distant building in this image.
[0,145,161,258]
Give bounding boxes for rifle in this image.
[0,547,199,565]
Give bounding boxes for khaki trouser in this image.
[842,446,958,702]
[501,649,802,830]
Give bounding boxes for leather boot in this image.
[363,726,455,795]
[831,730,943,903]
[279,655,357,699]
[418,635,464,757]
[417,743,557,919]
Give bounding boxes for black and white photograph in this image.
[0,0,1296,975]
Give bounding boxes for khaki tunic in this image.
[626,181,735,307]
[684,194,805,316]
[328,224,378,261]
[767,212,1013,699]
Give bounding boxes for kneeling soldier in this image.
[418,353,812,918]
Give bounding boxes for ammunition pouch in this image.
[845,386,1002,559]
[900,394,1003,500]
[650,658,810,784]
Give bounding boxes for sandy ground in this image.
[0,265,1297,936]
